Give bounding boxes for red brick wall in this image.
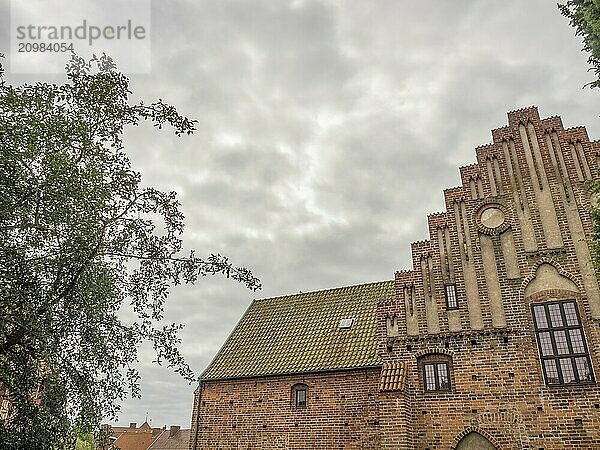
[382,330,600,449]
[190,368,386,450]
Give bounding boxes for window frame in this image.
[444,284,458,310]
[423,361,451,392]
[291,383,308,408]
[532,300,595,386]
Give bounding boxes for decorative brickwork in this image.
[190,107,600,449]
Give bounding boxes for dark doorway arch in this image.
[455,431,497,450]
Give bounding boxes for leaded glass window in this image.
[532,301,594,386]
[423,362,451,391]
[292,383,308,408]
[445,284,458,310]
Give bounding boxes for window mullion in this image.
[559,302,567,326]
[572,357,580,384]
[564,326,575,354]
[541,359,549,384]
[549,329,559,361]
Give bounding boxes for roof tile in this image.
[379,361,406,391]
[202,280,394,380]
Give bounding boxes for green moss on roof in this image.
[202,280,394,380]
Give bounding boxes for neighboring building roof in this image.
[109,426,130,439]
[112,432,155,450]
[147,427,190,450]
[202,280,395,380]
[111,422,163,450]
[105,422,163,440]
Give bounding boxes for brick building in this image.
[190,107,600,449]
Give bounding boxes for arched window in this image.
[417,354,453,392]
[291,383,308,408]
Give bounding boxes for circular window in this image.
[475,203,510,235]
[480,207,505,229]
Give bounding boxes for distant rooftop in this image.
[202,280,394,380]
[104,421,163,440]
[148,426,190,450]
[111,421,163,450]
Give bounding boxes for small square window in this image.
[338,318,354,329]
[292,384,308,408]
[445,284,458,309]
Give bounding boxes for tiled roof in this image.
[109,426,131,439]
[112,431,158,450]
[110,422,163,450]
[379,361,406,391]
[202,280,394,380]
[147,428,190,450]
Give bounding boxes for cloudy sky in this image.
[2,0,600,428]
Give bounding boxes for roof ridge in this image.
[252,279,394,303]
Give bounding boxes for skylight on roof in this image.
[338,318,354,329]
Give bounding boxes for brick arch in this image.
[451,426,501,450]
[525,289,583,304]
[413,348,455,359]
[520,258,583,299]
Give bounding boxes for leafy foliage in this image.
[559,0,600,88]
[74,432,96,450]
[0,53,260,449]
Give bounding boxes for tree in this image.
[74,432,96,450]
[0,53,261,449]
[559,0,600,88]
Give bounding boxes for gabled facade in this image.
[191,281,395,449]
[190,107,600,449]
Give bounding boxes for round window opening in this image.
[480,207,505,229]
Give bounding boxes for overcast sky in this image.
[2,0,600,428]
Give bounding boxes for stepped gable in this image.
[389,106,600,337]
